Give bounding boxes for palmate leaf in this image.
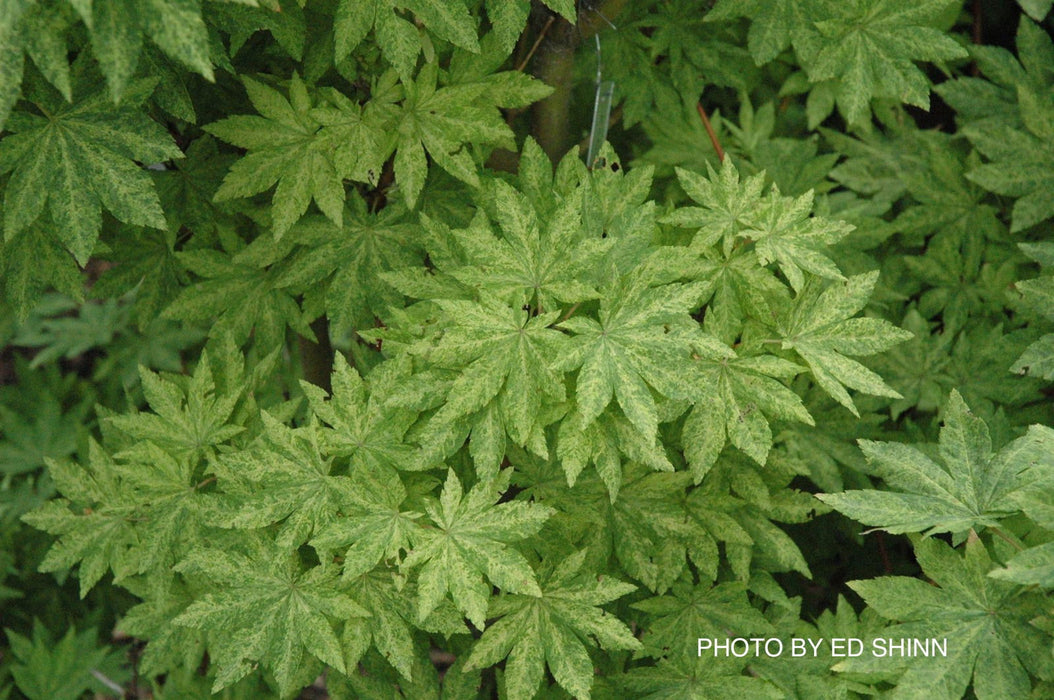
[1011,242,1054,380]
[20,440,138,597]
[963,88,1054,232]
[174,533,369,696]
[334,0,480,77]
[839,537,1054,700]
[632,581,774,660]
[938,18,1054,232]
[162,247,315,351]
[706,0,818,65]
[620,654,783,700]
[818,390,1054,537]
[402,469,553,629]
[0,218,83,320]
[0,76,180,265]
[778,271,912,416]
[796,0,967,126]
[106,350,244,464]
[464,550,641,700]
[300,354,421,473]
[81,0,217,101]
[335,570,468,682]
[555,406,675,500]
[207,76,372,239]
[989,541,1054,589]
[0,0,79,131]
[682,335,813,479]
[483,0,575,54]
[6,621,130,700]
[556,271,702,444]
[205,414,367,549]
[668,158,851,292]
[392,61,534,209]
[451,177,612,311]
[273,203,423,341]
[416,300,569,476]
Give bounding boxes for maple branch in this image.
[531,0,629,162]
[299,316,333,393]
[557,303,580,324]
[696,102,725,163]
[517,16,555,72]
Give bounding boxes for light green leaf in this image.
[819,392,1054,536]
[842,537,1053,700]
[779,272,912,416]
[464,550,640,700]
[402,470,553,628]
[175,533,368,696]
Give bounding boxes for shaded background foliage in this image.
[1,0,1053,698]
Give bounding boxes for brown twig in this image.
[517,16,555,72]
[696,101,725,163]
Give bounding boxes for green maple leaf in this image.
[990,541,1054,589]
[632,580,774,660]
[336,569,468,681]
[401,469,553,628]
[118,576,204,678]
[207,76,371,239]
[21,440,139,597]
[682,335,813,479]
[901,231,1022,334]
[393,61,529,208]
[706,0,818,65]
[555,405,675,500]
[300,354,421,473]
[91,227,184,329]
[273,201,423,341]
[667,160,851,291]
[663,160,768,254]
[840,537,1054,700]
[1017,0,1053,19]
[556,271,702,444]
[0,1,79,130]
[529,463,695,592]
[417,300,569,476]
[162,247,315,350]
[892,132,1004,244]
[206,414,368,548]
[311,479,421,583]
[82,0,216,101]
[334,0,480,76]
[742,186,853,292]
[6,621,129,700]
[621,654,783,700]
[0,364,87,478]
[940,17,1054,230]
[106,351,244,464]
[482,0,575,54]
[798,0,967,126]
[451,178,612,310]
[0,76,180,265]
[174,533,369,696]
[464,549,641,700]
[0,220,83,320]
[777,271,912,416]
[1011,242,1054,380]
[818,390,1054,536]
[963,83,1054,232]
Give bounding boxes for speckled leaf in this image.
[819,392,1054,536]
